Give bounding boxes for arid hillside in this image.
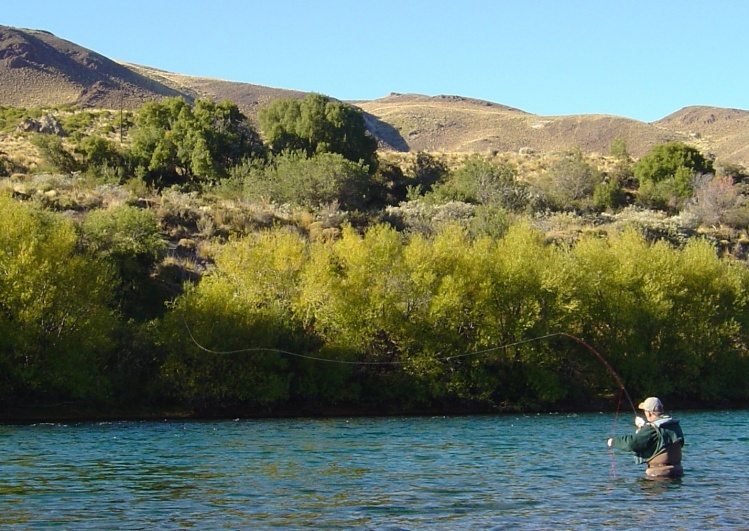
[353,93,683,159]
[2,25,748,166]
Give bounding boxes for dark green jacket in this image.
[611,414,684,464]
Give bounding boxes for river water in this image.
[1,410,747,529]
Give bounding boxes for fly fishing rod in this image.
[557,332,638,415]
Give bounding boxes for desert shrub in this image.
[60,111,95,138]
[609,138,631,161]
[0,106,33,133]
[30,134,80,174]
[716,162,749,184]
[0,152,22,177]
[687,174,749,228]
[383,200,476,235]
[613,206,700,247]
[537,148,601,210]
[243,151,371,211]
[469,204,512,239]
[428,155,529,211]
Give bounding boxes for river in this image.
[1,410,748,529]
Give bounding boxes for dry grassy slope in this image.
[353,93,687,158]
[120,63,307,119]
[654,106,749,165]
[0,25,186,109]
[2,25,748,167]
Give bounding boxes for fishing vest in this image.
[644,416,684,479]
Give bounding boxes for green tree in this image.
[130,97,264,187]
[593,176,627,211]
[634,141,714,199]
[80,205,168,320]
[368,160,410,208]
[259,93,378,172]
[0,197,118,403]
[75,135,125,172]
[159,231,311,409]
[564,228,749,402]
[407,152,449,194]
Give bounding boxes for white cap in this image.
[638,397,663,412]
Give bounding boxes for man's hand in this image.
[635,416,646,429]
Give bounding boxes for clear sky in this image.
[3,0,748,122]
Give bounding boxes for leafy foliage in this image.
[155,220,749,412]
[81,205,168,320]
[0,197,118,402]
[75,135,125,171]
[564,229,749,401]
[158,231,312,409]
[130,97,264,187]
[242,150,373,211]
[429,155,529,211]
[634,141,714,200]
[5,101,749,416]
[259,93,378,172]
[31,134,80,174]
[407,152,449,194]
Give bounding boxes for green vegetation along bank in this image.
[1,95,749,420]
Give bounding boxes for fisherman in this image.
[607,397,685,479]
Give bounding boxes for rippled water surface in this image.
[1,410,748,529]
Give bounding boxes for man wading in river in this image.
[607,397,685,479]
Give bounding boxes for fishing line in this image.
[609,387,625,480]
[185,321,561,366]
[185,320,636,413]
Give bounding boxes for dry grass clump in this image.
[532,207,706,248]
[384,200,476,235]
[0,172,144,213]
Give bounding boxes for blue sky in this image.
[3,0,748,122]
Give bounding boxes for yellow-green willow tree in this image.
[565,229,749,401]
[0,197,118,401]
[159,230,311,408]
[159,222,749,412]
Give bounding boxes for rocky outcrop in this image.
[16,113,65,135]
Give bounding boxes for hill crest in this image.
[1,25,748,166]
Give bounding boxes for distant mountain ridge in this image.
[2,25,748,165]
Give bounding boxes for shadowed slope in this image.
[0,25,186,109]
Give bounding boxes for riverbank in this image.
[3,395,744,424]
